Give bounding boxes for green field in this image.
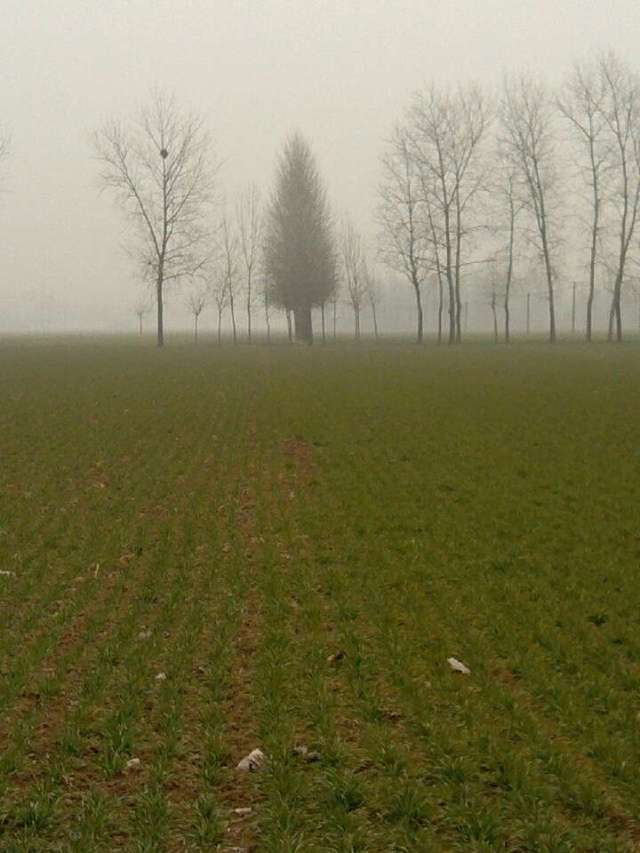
[1,338,640,852]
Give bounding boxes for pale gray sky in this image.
[0,0,638,331]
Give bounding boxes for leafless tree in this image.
[209,266,229,345]
[185,282,208,342]
[93,90,215,347]
[328,288,340,341]
[597,52,640,341]
[237,183,262,342]
[378,124,429,343]
[557,59,609,341]
[487,257,500,343]
[218,213,239,344]
[490,166,523,343]
[501,73,561,343]
[133,294,151,335]
[362,260,382,339]
[260,273,272,343]
[410,83,492,343]
[341,220,367,340]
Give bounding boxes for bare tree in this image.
[487,257,500,343]
[237,183,262,343]
[501,73,561,343]
[598,52,640,341]
[93,90,215,347]
[133,294,151,335]
[410,83,492,343]
[185,283,208,342]
[328,288,340,340]
[557,59,609,342]
[362,260,382,339]
[260,273,272,343]
[218,213,239,344]
[490,167,523,343]
[341,220,367,340]
[378,124,429,343]
[210,266,229,345]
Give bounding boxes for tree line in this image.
[380,51,640,345]
[93,94,380,347]
[2,50,640,346]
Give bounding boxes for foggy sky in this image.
[1,0,638,332]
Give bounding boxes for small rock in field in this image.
[327,650,346,664]
[447,657,471,675]
[232,807,253,816]
[126,758,142,771]
[0,570,15,577]
[138,630,152,640]
[305,751,322,762]
[155,672,167,682]
[236,748,265,772]
[292,745,322,763]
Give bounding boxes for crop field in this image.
[0,337,640,852]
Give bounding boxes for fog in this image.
[0,0,638,334]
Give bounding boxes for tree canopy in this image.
[264,133,336,342]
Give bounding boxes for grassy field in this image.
[1,337,640,852]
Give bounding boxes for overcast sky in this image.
[0,0,638,331]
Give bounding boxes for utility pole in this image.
[571,281,576,335]
[526,292,531,336]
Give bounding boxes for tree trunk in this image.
[217,310,222,345]
[371,303,379,340]
[504,300,510,344]
[194,314,198,343]
[608,293,618,341]
[156,275,164,348]
[454,197,463,343]
[247,276,252,342]
[413,280,423,344]
[586,286,595,342]
[229,291,237,344]
[587,197,598,342]
[447,276,456,344]
[138,315,143,336]
[437,274,444,345]
[607,276,621,344]
[321,303,326,344]
[504,201,515,345]
[286,309,293,343]
[541,235,556,343]
[354,307,360,341]
[264,293,271,344]
[526,292,531,335]
[332,301,337,339]
[491,295,499,344]
[294,306,313,344]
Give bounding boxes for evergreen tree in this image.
[264,133,336,342]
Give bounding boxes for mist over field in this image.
[1,0,640,337]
